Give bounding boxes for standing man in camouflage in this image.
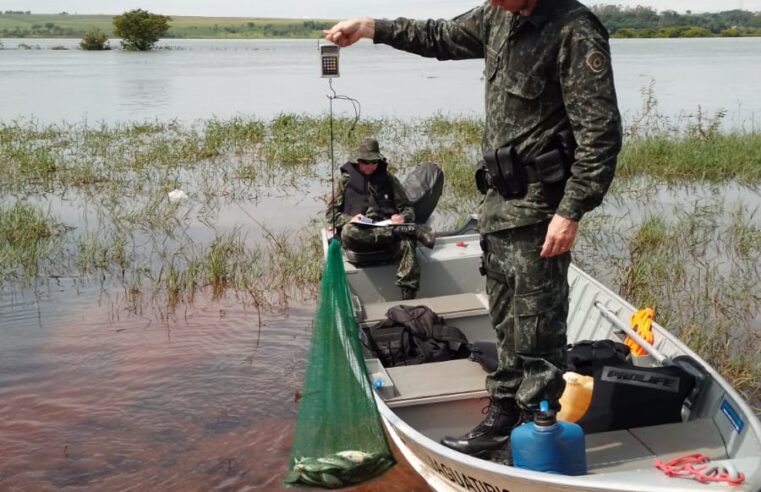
[327,137,435,300]
[326,0,622,462]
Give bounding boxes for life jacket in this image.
[340,161,397,218]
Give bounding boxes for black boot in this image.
[440,399,521,461]
[394,225,436,249]
[414,225,436,249]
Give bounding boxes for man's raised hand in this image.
[323,17,375,47]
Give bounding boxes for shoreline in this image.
[1,13,760,40]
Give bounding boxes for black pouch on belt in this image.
[483,145,527,199]
[533,148,567,206]
[533,148,567,184]
[532,131,575,205]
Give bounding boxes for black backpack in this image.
[566,339,631,376]
[467,339,631,375]
[360,305,469,367]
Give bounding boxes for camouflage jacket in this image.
[326,164,415,230]
[374,0,622,233]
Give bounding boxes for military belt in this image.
[476,147,565,197]
[502,147,568,185]
[477,130,575,198]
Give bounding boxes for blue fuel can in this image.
[511,400,587,475]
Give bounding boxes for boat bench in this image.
[360,292,489,324]
[382,358,488,408]
[361,293,491,409]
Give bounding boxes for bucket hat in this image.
[354,137,384,162]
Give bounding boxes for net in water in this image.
[285,240,395,488]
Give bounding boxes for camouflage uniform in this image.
[374,0,622,413]
[327,167,420,291]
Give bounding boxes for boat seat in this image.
[383,358,488,408]
[360,292,488,324]
[344,247,397,266]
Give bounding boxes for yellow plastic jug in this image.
[558,371,594,422]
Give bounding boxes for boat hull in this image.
[323,228,761,491]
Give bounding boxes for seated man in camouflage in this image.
[327,137,435,300]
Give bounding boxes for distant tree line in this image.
[0,15,333,40]
[3,8,761,40]
[0,22,77,37]
[593,6,761,37]
[183,20,333,38]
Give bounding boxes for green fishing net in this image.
[285,240,395,488]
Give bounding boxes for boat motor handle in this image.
[594,302,669,365]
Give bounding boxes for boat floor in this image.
[347,236,761,489]
[377,357,729,476]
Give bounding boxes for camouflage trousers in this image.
[483,221,570,414]
[341,223,420,291]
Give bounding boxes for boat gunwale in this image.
[323,226,761,490]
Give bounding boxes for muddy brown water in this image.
[0,286,429,491]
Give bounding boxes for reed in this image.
[1,111,759,409]
[0,201,67,281]
[204,116,265,154]
[424,113,483,146]
[617,133,761,183]
[576,195,761,406]
[263,226,323,301]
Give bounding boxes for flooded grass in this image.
[575,194,761,408]
[1,113,759,411]
[0,201,69,280]
[618,133,761,183]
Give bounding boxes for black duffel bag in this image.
[467,338,631,375]
[360,305,469,367]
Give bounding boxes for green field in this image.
[0,13,335,39]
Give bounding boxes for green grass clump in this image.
[424,114,483,146]
[577,198,761,408]
[618,133,761,183]
[0,202,67,280]
[0,201,62,245]
[204,116,265,154]
[74,231,131,276]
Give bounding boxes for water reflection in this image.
[0,280,430,490]
[119,78,172,114]
[1,37,760,125]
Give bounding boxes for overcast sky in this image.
[3,1,761,19]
